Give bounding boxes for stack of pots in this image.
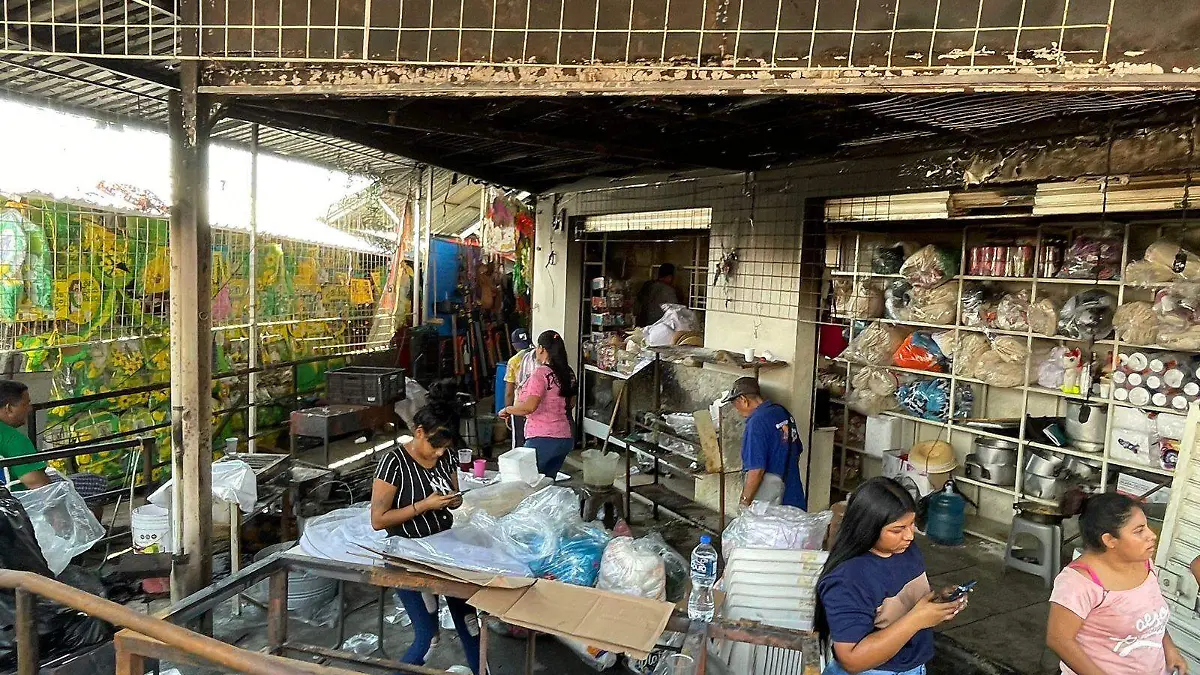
[964,437,1018,487]
[1024,450,1066,501]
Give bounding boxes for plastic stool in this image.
[578,485,625,530]
[1004,515,1063,588]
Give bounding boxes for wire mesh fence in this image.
[0,0,1150,75]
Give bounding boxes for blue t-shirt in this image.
[817,545,934,672]
[741,402,806,509]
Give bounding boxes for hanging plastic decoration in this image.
[0,208,29,321]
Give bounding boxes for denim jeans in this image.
[524,436,574,477]
[394,590,480,674]
[822,662,926,675]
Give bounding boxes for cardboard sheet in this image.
[355,544,534,589]
[470,580,675,659]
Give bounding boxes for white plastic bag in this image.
[721,502,833,558]
[645,304,697,347]
[596,537,666,601]
[148,460,258,513]
[496,486,582,573]
[385,513,533,577]
[297,503,388,564]
[394,377,430,431]
[15,481,104,575]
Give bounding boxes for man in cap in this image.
[504,328,538,446]
[723,377,806,510]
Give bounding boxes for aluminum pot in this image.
[1024,473,1065,501]
[1065,402,1107,445]
[964,455,1017,486]
[1025,450,1064,478]
[1061,456,1103,481]
[972,438,1018,466]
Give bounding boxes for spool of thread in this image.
[1127,372,1144,387]
[1128,387,1151,406]
[1152,392,1170,407]
[1165,368,1187,389]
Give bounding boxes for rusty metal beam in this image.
[201,63,1200,97]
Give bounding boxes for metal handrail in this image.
[0,569,350,675]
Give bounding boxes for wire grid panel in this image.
[0,0,1144,74]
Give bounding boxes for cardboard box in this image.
[1116,472,1172,505]
[825,499,847,549]
[470,580,674,659]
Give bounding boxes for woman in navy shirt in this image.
[816,477,966,675]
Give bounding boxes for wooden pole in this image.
[168,8,214,607]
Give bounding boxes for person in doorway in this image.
[498,330,576,478]
[637,262,682,326]
[503,327,538,447]
[722,376,806,510]
[0,380,107,512]
[817,477,966,675]
[1046,493,1186,675]
[369,403,480,674]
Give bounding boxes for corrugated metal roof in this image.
[0,52,417,177]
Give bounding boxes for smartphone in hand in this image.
[935,580,977,603]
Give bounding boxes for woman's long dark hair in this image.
[816,477,917,639]
[537,330,576,393]
[1079,492,1140,552]
[411,401,459,448]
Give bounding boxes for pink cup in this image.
[473,458,486,479]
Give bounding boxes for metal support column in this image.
[168,9,214,607]
[247,123,260,454]
[412,168,422,328]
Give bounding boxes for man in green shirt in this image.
[0,380,107,500]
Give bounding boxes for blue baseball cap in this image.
[511,328,531,350]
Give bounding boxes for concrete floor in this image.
[133,437,1061,675]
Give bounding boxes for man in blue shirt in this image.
[722,377,806,510]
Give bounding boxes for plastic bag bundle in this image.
[539,522,611,587]
[1114,302,1159,346]
[931,331,989,378]
[817,371,847,398]
[994,292,1031,331]
[1058,290,1117,341]
[720,502,833,558]
[883,279,914,321]
[1159,325,1200,350]
[148,459,259,514]
[386,512,533,577]
[646,304,698,347]
[14,482,105,575]
[892,332,947,372]
[455,478,552,525]
[1154,282,1200,326]
[498,486,583,572]
[0,487,53,576]
[1057,230,1122,280]
[832,279,883,319]
[976,350,1027,388]
[990,336,1029,363]
[558,636,619,672]
[639,532,689,603]
[900,245,959,288]
[1125,259,1176,287]
[961,283,1000,327]
[840,321,910,365]
[871,242,918,274]
[897,378,973,421]
[846,367,899,416]
[906,283,958,324]
[596,537,666,601]
[1038,347,1069,389]
[1145,239,1200,280]
[1029,297,1060,336]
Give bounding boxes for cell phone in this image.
[936,580,977,603]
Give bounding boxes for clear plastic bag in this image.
[1124,259,1176,287]
[906,283,957,324]
[1029,297,1060,336]
[900,245,959,288]
[455,478,552,525]
[497,486,583,574]
[14,481,104,575]
[148,459,258,513]
[892,332,946,372]
[871,242,918,275]
[933,332,989,378]
[1038,347,1069,389]
[341,633,379,655]
[539,521,610,587]
[1057,229,1122,280]
[385,513,534,577]
[896,378,973,421]
[558,636,619,671]
[840,321,909,365]
[975,350,1027,388]
[994,292,1030,331]
[1058,290,1117,340]
[1144,239,1200,280]
[1114,302,1159,346]
[846,367,899,416]
[720,502,833,558]
[639,532,689,603]
[597,537,666,600]
[883,279,914,321]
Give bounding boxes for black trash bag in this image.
[0,486,112,668]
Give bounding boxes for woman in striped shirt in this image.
[370,403,480,674]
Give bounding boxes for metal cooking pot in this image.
[1014,501,1068,525]
[972,438,1018,466]
[1061,456,1102,481]
[1065,402,1107,445]
[964,455,1017,486]
[1025,450,1064,478]
[1023,473,1065,501]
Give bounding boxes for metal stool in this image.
[578,485,625,530]
[1004,515,1063,588]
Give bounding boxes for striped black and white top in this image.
[373,445,456,539]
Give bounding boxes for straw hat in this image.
[909,440,956,474]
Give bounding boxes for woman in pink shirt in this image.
[499,330,575,477]
[1046,493,1187,675]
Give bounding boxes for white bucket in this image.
[131,504,172,554]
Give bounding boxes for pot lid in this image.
[909,440,957,473]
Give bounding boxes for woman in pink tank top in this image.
[1046,493,1187,675]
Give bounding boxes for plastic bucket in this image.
[131,504,172,554]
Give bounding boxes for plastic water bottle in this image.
[688,535,718,621]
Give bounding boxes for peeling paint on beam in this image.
[200,63,1200,97]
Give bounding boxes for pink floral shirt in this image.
[1049,563,1170,675]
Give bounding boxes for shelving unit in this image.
[822,219,1191,534]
